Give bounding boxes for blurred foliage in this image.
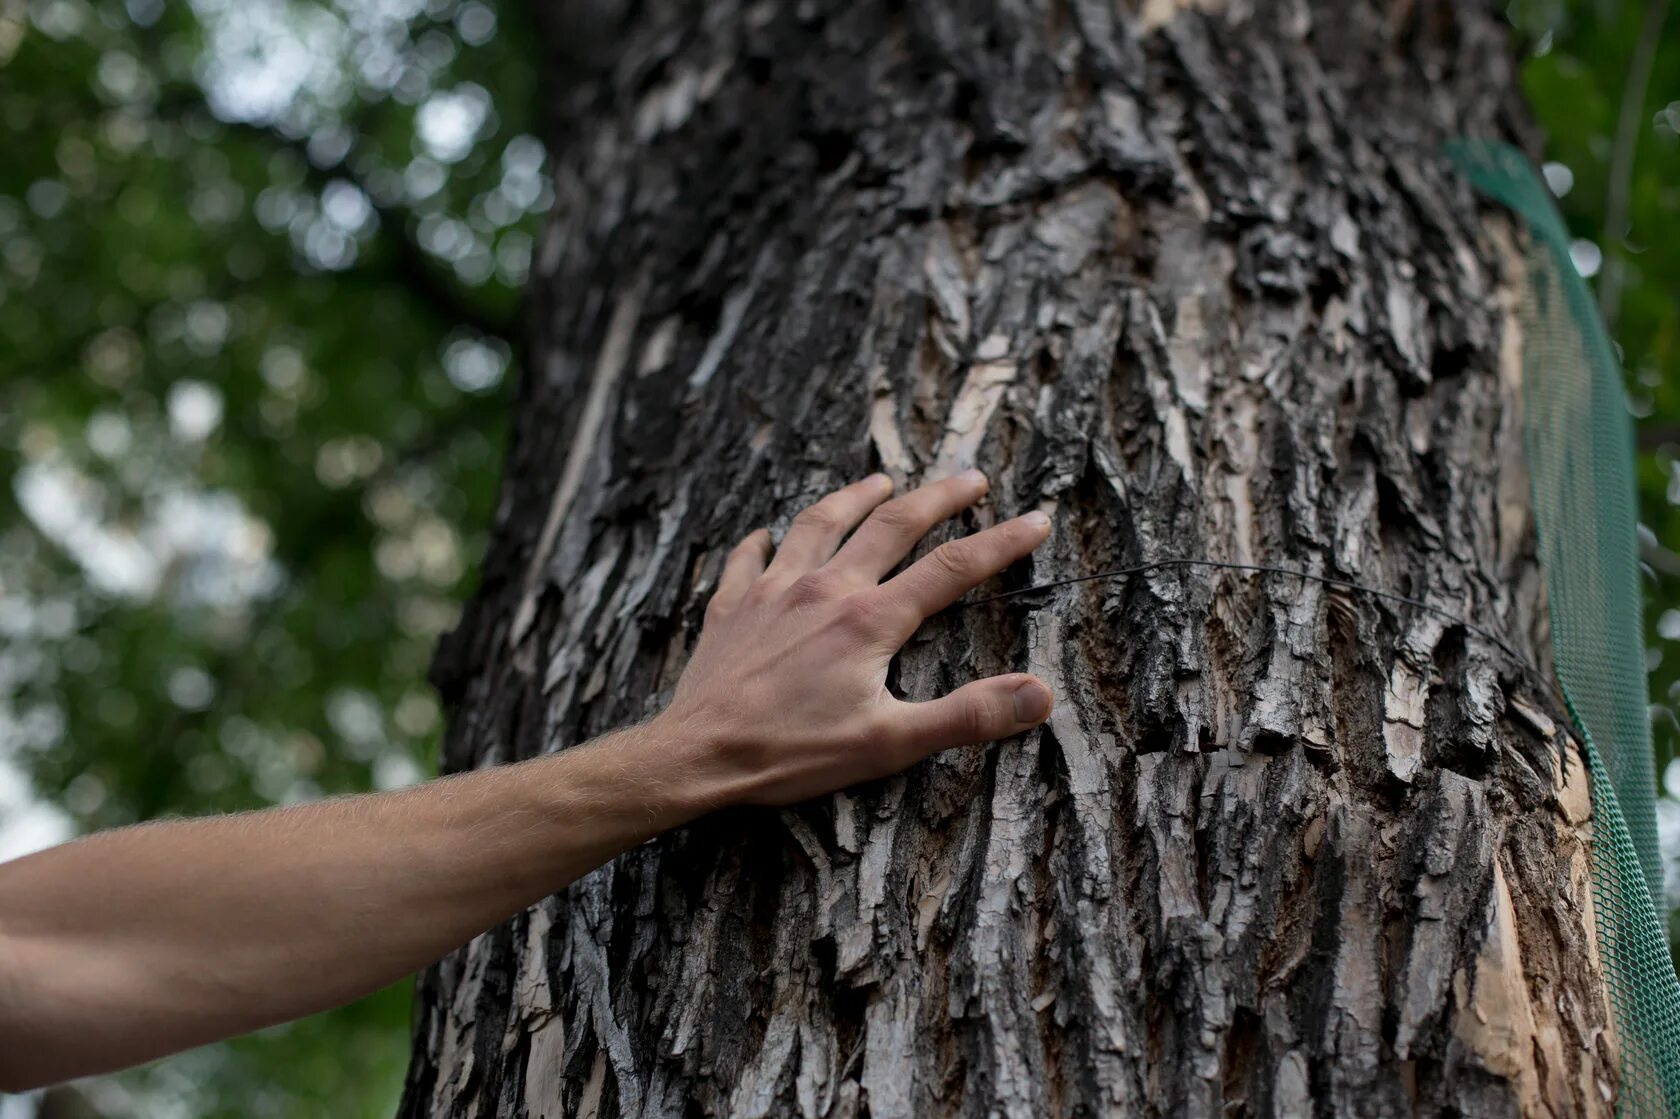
[1,0,1679,1116]
[0,0,541,1113]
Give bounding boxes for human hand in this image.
[656,471,1054,807]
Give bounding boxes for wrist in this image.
[638,706,757,822]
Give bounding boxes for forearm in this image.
[0,721,719,1090]
[0,471,1055,1091]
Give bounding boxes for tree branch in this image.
[1639,421,1680,452]
[1599,0,1669,332]
[1643,537,1680,581]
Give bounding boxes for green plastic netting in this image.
[1447,140,1680,1117]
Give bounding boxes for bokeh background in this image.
[0,0,1676,1115]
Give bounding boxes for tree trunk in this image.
[402,2,1617,1115]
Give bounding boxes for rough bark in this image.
[403,2,1616,1115]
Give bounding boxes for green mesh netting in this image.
[1448,139,1680,1118]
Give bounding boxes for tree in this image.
[408,0,1619,1114]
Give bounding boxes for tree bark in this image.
[403,2,1617,1115]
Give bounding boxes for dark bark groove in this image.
[404,2,1614,1116]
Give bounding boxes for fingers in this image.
[891,673,1053,758]
[872,510,1051,636]
[709,528,772,615]
[764,474,895,579]
[829,469,990,582]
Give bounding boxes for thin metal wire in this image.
[956,556,1522,659]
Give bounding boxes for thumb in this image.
[896,673,1054,757]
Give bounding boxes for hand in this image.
[656,470,1054,807]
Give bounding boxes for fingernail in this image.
[866,472,892,490]
[957,468,987,487]
[1013,680,1052,723]
[1021,510,1051,531]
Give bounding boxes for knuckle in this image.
[794,503,841,533]
[788,570,839,604]
[864,709,917,762]
[930,538,979,578]
[962,696,1000,742]
[857,704,897,744]
[836,592,887,635]
[868,499,918,534]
